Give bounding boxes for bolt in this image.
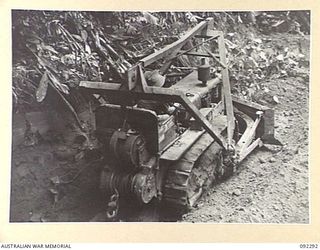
[256,110,264,117]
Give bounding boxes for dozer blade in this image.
[232,95,280,145]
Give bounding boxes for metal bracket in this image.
[235,111,264,162]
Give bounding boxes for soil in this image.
[9,33,310,223]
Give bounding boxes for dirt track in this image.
[10,33,310,223]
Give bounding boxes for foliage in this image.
[12,10,310,113]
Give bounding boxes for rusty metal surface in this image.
[161,129,205,161]
[170,71,220,98]
[80,81,121,90]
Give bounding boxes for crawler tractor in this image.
[80,19,277,220]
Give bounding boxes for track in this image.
[163,132,223,211]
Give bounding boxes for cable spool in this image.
[110,129,149,169]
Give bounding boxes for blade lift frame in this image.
[80,18,275,164]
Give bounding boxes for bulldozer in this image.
[80,18,277,220]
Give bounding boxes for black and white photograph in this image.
[10,10,310,223]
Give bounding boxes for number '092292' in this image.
[300,244,319,248]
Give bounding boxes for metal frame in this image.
[80,18,271,163]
